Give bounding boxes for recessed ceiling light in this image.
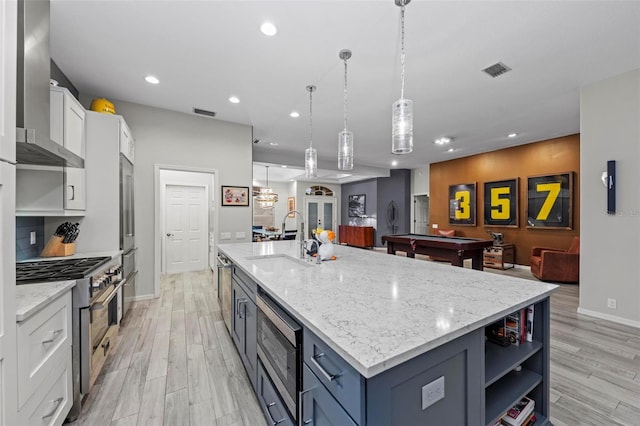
[269,142,279,147]
[144,75,159,84]
[290,111,300,118]
[281,165,287,168]
[260,22,277,36]
[229,96,240,104]
[447,148,455,153]
[434,137,451,145]
[508,133,518,138]
[391,160,398,167]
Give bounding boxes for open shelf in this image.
[485,340,543,387]
[485,369,542,425]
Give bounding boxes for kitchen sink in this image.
[245,254,314,272]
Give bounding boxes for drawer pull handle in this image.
[265,401,285,425]
[311,353,343,382]
[41,397,64,419]
[237,299,248,319]
[42,329,64,344]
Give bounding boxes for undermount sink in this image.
[245,254,314,272]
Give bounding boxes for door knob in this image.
[166,233,174,237]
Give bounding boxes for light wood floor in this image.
[76,265,640,426]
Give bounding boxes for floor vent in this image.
[482,62,512,78]
[193,107,216,117]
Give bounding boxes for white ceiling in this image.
[50,0,640,182]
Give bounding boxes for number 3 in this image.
[455,190,471,220]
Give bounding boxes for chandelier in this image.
[255,165,278,208]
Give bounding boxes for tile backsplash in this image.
[16,217,44,261]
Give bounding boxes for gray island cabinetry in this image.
[220,241,557,426]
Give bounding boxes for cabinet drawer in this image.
[302,364,357,426]
[232,265,257,301]
[90,324,119,389]
[18,347,72,426]
[303,329,365,424]
[17,291,72,409]
[257,361,295,426]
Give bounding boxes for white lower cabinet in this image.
[17,290,73,426]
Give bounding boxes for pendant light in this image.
[392,0,413,155]
[255,165,278,208]
[338,49,354,170]
[305,85,317,179]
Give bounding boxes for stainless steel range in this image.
[16,255,124,422]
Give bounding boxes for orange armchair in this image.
[530,237,580,283]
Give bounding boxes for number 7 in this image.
[536,182,561,220]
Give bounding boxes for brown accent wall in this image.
[429,134,580,265]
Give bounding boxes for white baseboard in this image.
[133,294,157,302]
[577,307,640,329]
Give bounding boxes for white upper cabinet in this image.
[50,86,85,158]
[119,118,134,164]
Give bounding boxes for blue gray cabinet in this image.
[257,361,295,426]
[301,364,357,426]
[231,274,257,389]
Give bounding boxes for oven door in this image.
[90,286,117,350]
[256,292,301,419]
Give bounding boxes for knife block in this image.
[41,236,76,257]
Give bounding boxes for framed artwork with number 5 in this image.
[484,178,519,227]
[449,183,476,226]
[526,172,573,229]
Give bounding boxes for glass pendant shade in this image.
[305,146,317,179]
[392,98,413,154]
[338,130,353,170]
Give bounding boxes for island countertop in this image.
[217,240,558,378]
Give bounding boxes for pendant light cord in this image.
[343,58,348,131]
[400,4,406,100]
[309,88,313,149]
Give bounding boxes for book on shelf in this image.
[505,309,525,346]
[501,396,535,426]
[522,412,537,426]
[526,305,534,342]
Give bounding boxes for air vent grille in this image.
[193,108,216,117]
[482,62,512,78]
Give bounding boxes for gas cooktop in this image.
[16,257,111,284]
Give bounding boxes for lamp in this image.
[392,0,413,155]
[305,85,318,179]
[255,165,278,208]
[338,49,354,170]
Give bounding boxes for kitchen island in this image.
[217,240,557,425]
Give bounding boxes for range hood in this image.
[16,0,84,168]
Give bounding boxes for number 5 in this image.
[491,187,510,220]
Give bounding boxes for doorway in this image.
[164,184,207,273]
[414,194,430,234]
[155,165,217,298]
[305,196,337,239]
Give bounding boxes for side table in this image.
[483,243,515,270]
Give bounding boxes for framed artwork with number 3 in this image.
[449,183,476,226]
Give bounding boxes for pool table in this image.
[381,233,494,270]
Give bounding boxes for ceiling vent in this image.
[482,62,512,78]
[193,107,216,118]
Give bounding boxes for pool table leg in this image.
[471,252,484,270]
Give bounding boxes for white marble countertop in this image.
[217,240,558,378]
[16,280,76,322]
[19,250,123,263]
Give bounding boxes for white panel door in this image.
[414,194,430,234]
[165,185,207,273]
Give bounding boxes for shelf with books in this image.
[485,369,542,425]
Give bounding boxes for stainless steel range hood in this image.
[16,0,84,168]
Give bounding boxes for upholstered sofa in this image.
[530,236,580,283]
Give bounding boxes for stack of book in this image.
[500,396,536,425]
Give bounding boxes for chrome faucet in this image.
[308,240,322,264]
[282,210,305,259]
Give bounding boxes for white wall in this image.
[579,69,640,327]
[109,99,252,298]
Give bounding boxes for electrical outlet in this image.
[432,223,438,229]
[235,231,245,239]
[221,232,231,240]
[607,298,617,309]
[30,231,36,245]
[421,376,445,410]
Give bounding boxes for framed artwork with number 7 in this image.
[484,178,519,227]
[526,172,573,229]
[449,183,476,226]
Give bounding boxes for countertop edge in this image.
[16,280,76,322]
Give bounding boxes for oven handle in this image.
[256,294,300,346]
[91,287,118,311]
